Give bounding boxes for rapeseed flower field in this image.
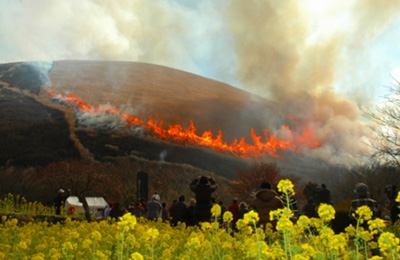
[1,179,400,259]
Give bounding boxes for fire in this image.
[47,89,321,158]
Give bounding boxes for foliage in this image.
[332,163,400,206]
[366,83,400,167]
[1,180,400,259]
[230,162,281,202]
[0,193,56,216]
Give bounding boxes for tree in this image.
[366,83,400,167]
[34,161,112,221]
[230,162,281,202]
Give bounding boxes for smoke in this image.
[223,0,400,164]
[159,150,168,162]
[2,0,400,165]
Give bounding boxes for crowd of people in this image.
[56,175,399,231]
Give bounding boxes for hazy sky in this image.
[1,0,400,164]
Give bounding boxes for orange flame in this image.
[47,89,321,158]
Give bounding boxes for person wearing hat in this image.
[147,194,162,221]
[54,188,67,215]
[349,182,381,256]
[349,183,380,220]
[190,175,218,224]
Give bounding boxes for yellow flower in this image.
[62,241,75,251]
[129,252,144,260]
[95,251,108,260]
[378,232,400,253]
[354,205,373,223]
[117,213,137,231]
[186,236,201,249]
[276,215,293,232]
[82,239,93,249]
[211,204,221,218]
[90,230,102,241]
[162,248,172,258]
[201,222,212,231]
[368,256,383,260]
[223,255,233,260]
[18,241,28,250]
[396,191,400,203]
[31,253,45,260]
[329,233,347,251]
[147,228,159,239]
[301,243,316,258]
[223,211,233,223]
[345,225,356,236]
[368,218,386,234]
[236,219,246,230]
[277,179,295,194]
[243,210,259,225]
[293,254,310,260]
[317,203,335,222]
[296,215,311,232]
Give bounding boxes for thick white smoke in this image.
[1,0,400,165]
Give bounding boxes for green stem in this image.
[119,228,125,260]
[253,222,261,260]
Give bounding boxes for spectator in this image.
[384,184,400,224]
[162,202,169,222]
[54,188,68,215]
[185,198,197,227]
[249,181,284,227]
[349,183,380,222]
[132,202,144,218]
[228,198,239,220]
[238,201,249,219]
[109,202,124,220]
[147,194,162,221]
[171,195,187,226]
[190,175,218,224]
[152,192,161,202]
[168,200,177,216]
[139,199,147,215]
[103,202,114,220]
[301,198,317,218]
[349,182,381,256]
[228,198,240,229]
[128,202,135,214]
[318,184,332,205]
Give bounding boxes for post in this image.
[137,171,148,202]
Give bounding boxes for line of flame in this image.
[47,89,321,158]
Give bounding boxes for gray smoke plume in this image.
[2,0,400,166]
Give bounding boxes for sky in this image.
[1,0,400,165]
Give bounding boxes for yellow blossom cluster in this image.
[0,181,400,259]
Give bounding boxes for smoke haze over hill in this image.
[2,1,400,167]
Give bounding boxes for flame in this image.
[47,89,321,158]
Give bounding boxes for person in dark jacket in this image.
[147,194,162,221]
[190,175,218,224]
[54,188,68,215]
[170,195,187,226]
[249,181,284,227]
[109,202,124,220]
[317,184,332,205]
[161,202,169,222]
[349,182,381,256]
[238,201,249,219]
[302,198,318,218]
[185,198,197,227]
